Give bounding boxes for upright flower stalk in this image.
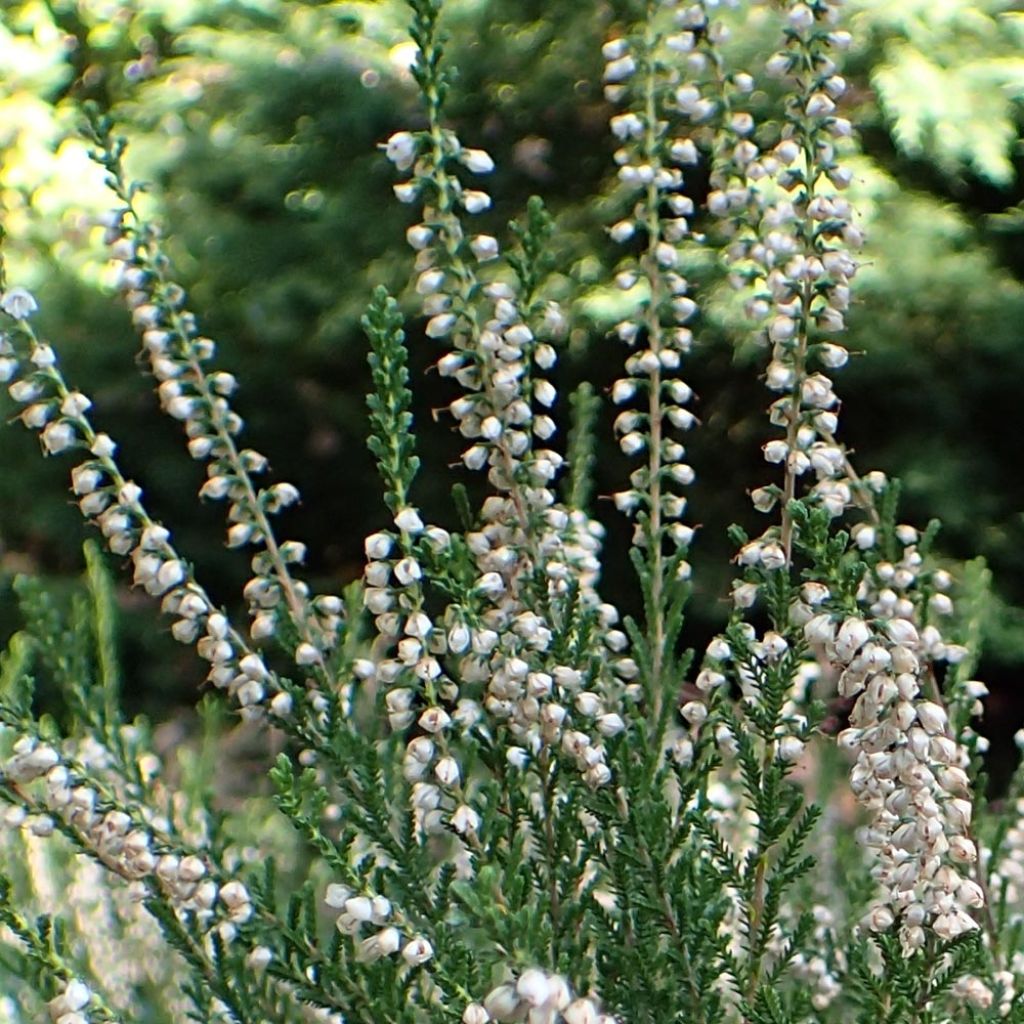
[706,0,985,966]
[603,0,704,730]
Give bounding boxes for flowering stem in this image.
[640,1,668,727]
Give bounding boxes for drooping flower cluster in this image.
[813,607,982,946]
[469,969,610,1024]
[366,2,636,817]
[709,0,859,563]
[324,881,435,968]
[0,0,1010,1017]
[1,733,253,940]
[1,293,299,723]
[689,0,985,964]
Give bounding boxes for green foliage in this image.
[364,286,420,513]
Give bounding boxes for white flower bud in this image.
[401,937,433,966]
[778,736,805,763]
[384,131,417,169]
[1,287,38,319]
[460,148,495,174]
[394,508,425,534]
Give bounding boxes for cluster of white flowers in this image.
[388,127,565,519]
[98,208,342,668]
[46,979,95,1024]
[602,18,703,558]
[324,882,434,967]
[791,906,843,1011]
[362,499,627,821]
[709,0,858,562]
[804,596,980,948]
[1,0,1013,1014]
[467,969,610,1024]
[673,0,987,964]
[1,291,314,723]
[375,87,639,808]
[0,733,255,946]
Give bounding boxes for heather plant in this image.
[0,1,1022,1022]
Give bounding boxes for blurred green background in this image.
[1,0,1023,771]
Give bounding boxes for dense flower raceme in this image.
[1,733,254,932]
[696,0,985,952]
[0,723,280,1022]
[601,18,701,551]
[370,2,640,833]
[592,0,986,970]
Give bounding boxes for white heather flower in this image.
[760,543,786,570]
[325,884,351,909]
[916,701,948,734]
[564,1000,599,1024]
[867,906,894,932]
[462,190,491,214]
[41,421,76,454]
[416,269,445,295]
[401,936,433,966]
[835,617,870,661]
[270,691,293,716]
[9,379,42,403]
[434,756,460,786]
[778,736,805,762]
[517,969,552,1007]
[610,220,635,243]
[463,1004,490,1024]
[364,532,393,559]
[394,557,422,586]
[295,642,321,666]
[419,707,451,733]
[804,614,836,644]
[1,287,38,319]
[394,507,425,534]
[681,701,707,725]
[604,55,636,82]
[452,804,481,834]
[485,984,521,1021]
[31,345,54,368]
[460,148,495,174]
[90,432,117,458]
[886,619,920,646]
[406,224,433,249]
[426,313,457,338]
[470,235,499,261]
[60,391,92,417]
[384,131,417,169]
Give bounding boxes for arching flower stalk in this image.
[83,110,342,681]
[374,1,632,811]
